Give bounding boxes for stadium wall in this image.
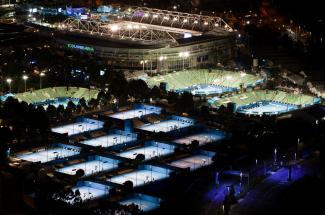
[55,33,235,71]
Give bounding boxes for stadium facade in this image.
[54,7,236,71]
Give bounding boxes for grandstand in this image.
[143,69,265,95]
[210,90,321,115]
[14,87,99,107]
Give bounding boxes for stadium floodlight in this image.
[179,51,189,58]
[40,72,45,89]
[6,78,12,84]
[6,78,12,92]
[22,75,28,92]
[159,56,167,61]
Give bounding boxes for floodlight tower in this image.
[22,75,28,92]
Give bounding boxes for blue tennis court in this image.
[237,101,298,115]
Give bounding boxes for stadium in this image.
[209,90,321,115]
[12,87,99,108]
[53,6,236,70]
[143,69,265,95]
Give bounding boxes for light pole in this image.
[274,148,277,165]
[140,60,148,73]
[6,78,12,92]
[159,56,167,72]
[39,72,45,89]
[22,75,28,92]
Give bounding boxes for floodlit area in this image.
[144,69,265,95]
[14,87,99,105]
[72,186,106,201]
[211,90,321,115]
[41,98,79,109]
[189,84,234,96]
[70,181,110,202]
[57,157,120,177]
[169,154,214,171]
[81,133,137,148]
[118,142,175,160]
[51,118,104,136]
[107,166,171,187]
[109,105,162,120]
[138,119,192,133]
[120,197,160,212]
[16,144,81,163]
[173,131,226,146]
[237,101,297,115]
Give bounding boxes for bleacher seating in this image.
[145,69,264,91]
[212,90,318,108]
[14,87,99,104]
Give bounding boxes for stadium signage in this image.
[67,43,94,52]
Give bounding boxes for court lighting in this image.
[6,78,12,91]
[22,75,28,92]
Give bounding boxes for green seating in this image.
[14,87,100,104]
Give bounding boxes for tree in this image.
[46,104,57,119]
[167,91,179,104]
[135,153,145,162]
[176,92,194,113]
[190,140,200,151]
[200,105,210,118]
[149,85,162,99]
[67,100,76,110]
[0,127,12,162]
[57,105,65,118]
[79,97,87,109]
[123,180,134,193]
[127,79,149,100]
[75,169,85,178]
[108,70,128,100]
